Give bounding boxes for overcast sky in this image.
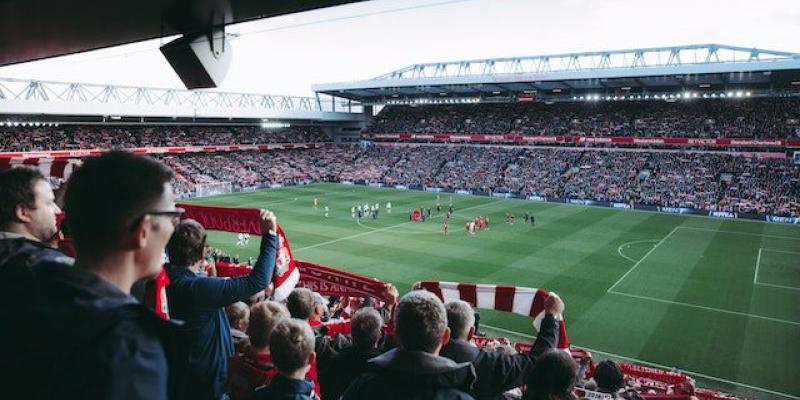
[1,0,798,97]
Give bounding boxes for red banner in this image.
[364,133,800,148]
[0,142,322,159]
[295,260,388,298]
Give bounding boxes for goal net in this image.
[195,181,233,198]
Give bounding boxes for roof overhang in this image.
[0,0,364,67]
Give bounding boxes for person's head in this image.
[286,288,315,320]
[593,360,624,393]
[395,290,450,354]
[270,318,316,377]
[166,219,207,269]
[350,307,383,350]
[311,292,327,321]
[248,300,290,350]
[445,300,476,341]
[361,296,375,308]
[526,350,578,400]
[226,301,250,332]
[64,152,177,280]
[0,167,60,242]
[348,296,363,310]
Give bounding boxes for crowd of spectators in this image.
[0,151,753,400]
[0,125,330,152]
[162,145,799,216]
[367,98,800,139]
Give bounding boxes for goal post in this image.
[195,181,233,197]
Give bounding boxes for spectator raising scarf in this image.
[178,204,299,300]
[415,281,570,349]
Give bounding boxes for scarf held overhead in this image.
[415,281,570,349]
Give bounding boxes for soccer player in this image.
[236,233,246,247]
[351,206,356,219]
[313,197,318,209]
[244,233,250,246]
[530,213,535,226]
[324,206,329,218]
[386,202,392,213]
[443,221,449,236]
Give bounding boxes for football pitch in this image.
[184,183,800,399]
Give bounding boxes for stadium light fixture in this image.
[644,95,650,99]
[735,91,743,98]
[593,94,600,101]
[727,91,734,97]
[745,91,751,96]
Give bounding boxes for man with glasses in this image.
[166,214,278,400]
[1,152,185,399]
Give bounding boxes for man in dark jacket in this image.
[167,216,278,400]
[439,295,563,400]
[342,290,476,400]
[0,167,70,273]
[0,152,184,399]
[320,307,384,400]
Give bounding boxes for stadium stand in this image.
[159,145,799,216]
[366,98,800,139]
[0,125,330,152]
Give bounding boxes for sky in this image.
[0,0,798,97]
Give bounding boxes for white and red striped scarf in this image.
[415,281,570,349]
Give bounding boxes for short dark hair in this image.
[0,167,45,229]
[270,318,315,374]
[594,360,624,392]
[445,300,475,340]
[64,152,173,256]
[286,288,315,320]
[526,350,578,400]
[395,290,447,352]
[350,307,383,349]
[167,219,206,267]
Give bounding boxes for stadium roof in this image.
[0,0,363,67]
[313,44,800,103]
[0,77,364,124]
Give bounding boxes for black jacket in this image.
[319,346,382,400]
[439,314,560,400]
[0,261,176,400]
[0,234,72,269]
[0,234,72,308]
[254,374,316,400]
[167,233,277,400]
[342,348,476,400]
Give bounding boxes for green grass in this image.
[184,183,800,399]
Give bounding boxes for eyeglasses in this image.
[143,208,185,227]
